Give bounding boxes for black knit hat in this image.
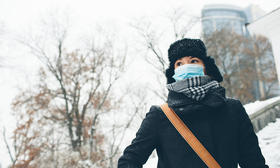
[165,38,223,84]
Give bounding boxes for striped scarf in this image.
[166,75,220,101]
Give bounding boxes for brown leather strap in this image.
[160,103,222,168]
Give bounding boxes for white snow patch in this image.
[244,96,280,115]
[257,118,280,168]
[143,152,157,168]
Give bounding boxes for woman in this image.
[118,38,269,168]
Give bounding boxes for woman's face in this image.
[174,56,206,74]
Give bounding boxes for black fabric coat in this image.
[118,87,269,168]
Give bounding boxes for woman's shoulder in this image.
[148,105,163,115]
[225,97,242,106]
[225,97,244,110]
[147,105,167,120]
[149,105,162,112]
[224,97,248,119]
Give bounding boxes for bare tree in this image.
[131,7,200,101]
[166,8,200,40]
[130,18,167,74]
[97,78,162,167]
[203,28,249,101]
[203,29,278,103]
[92,84,149,168]
[8,13,127,167]
[243,35,278,99]
[0,21,5,67]
[2,127,17,167]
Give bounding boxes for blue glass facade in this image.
[201,5,248,35]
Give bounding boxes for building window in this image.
[202,20,214,34]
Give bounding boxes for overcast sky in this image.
[1,0,280,167]
[1,0,280,29]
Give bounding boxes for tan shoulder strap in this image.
[160,103,222,168]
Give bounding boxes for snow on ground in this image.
[244,96,280,115]
[257,118,280,168]
[144,155,157,168]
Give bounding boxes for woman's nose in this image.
[183,60,190,65]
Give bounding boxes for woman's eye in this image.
[176,62,182,66]
[191,59,199,63]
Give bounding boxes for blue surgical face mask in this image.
[172,64,205,81]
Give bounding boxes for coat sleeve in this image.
[117,105,159,168]
[236,100,269,168]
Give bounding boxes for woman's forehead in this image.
[177,56,195,60]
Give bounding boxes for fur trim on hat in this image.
[165,38,223,84]
[168,38,207,66]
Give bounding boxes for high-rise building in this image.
[245,5,266,23]
[201,4,266,36]
[201,4,279,100]
[201,4,248,35]
[248,7,280,94]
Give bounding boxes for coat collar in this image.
[166,86,227,116]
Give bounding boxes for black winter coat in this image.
[118,87,269,168]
